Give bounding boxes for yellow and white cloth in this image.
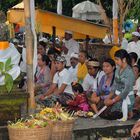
[0,42,21,85]
[115,90,134,121]
[0,43,20,65]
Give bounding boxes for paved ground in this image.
[73,117,136,140]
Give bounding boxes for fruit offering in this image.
[8,103,75,129]
[39,106,74,121]
[74,111,94,117]
[8,118,48,129]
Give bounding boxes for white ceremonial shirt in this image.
[63,38,79,66]
[68,65,78,83]
[121,38,128,50]
[126,41,140,58]
[82,71,105,92]
[53,68,73,94]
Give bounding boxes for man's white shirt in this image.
[63,38,79,66]
[68,65,78,83]
[126,41,140,58]
[53,68,73,94]
[82,71,105,92]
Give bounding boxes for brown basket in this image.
[51,119,75,140]
[8,125,51,140]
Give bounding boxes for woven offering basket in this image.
[51,119,75,140]
[8,125,51,140]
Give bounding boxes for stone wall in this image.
[80,43,113,64]
[0,126,8,140]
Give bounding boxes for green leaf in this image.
[5,57,13,71]
[0,62,4,72]
[5,64,14,71]
[4,73,13,93]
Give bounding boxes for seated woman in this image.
[47,47,61,81]
[40,56,74,107]
[133,65,140,111]
[37,41,47,55]
[89,58,115,113]
[66,82,89,112]
[35,54,51,96]
[104,49,135,120]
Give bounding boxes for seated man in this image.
[40,56,73,106]
[68,52,79,83]
[82,59,104,113]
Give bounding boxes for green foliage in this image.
[5,58,14,71]
[0,0,22,13]
[0,62,4,71]
[35,0,57,12]
[1,0,139,22]
[1,0,110,18]
[100,0,112,18]
[0,98,26,106]
[0,57,14,93]
[127,0,140,22]
[4,73,13,93]
[35,0,97,16]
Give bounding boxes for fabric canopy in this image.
[7,2,109,39]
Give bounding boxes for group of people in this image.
[3,28,140,138]
[31,30,140,124]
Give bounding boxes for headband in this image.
[88,61,100,67]
[55,56,66,63]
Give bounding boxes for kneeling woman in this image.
[104,49,135,120]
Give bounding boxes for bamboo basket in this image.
[51,119,75,140]
[8,126,51,140]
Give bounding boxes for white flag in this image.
[30,0,37,77]
[113,0,118,19]
[57,0,62,15]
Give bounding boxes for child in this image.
[66,82,89,111]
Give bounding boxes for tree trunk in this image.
[98,0,111,26]
[119,0,134,44]
[24,0,36,114]
[118,0,124,44]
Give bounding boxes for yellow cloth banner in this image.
[77,63,88,84]
[113,19,118,44]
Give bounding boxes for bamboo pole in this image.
[52,26,56,48]
[113,0,119,44]
[24,0,36,114]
